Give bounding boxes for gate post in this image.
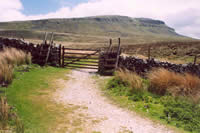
[62,46,65,67]
[148,45,151,60]
[194,55,197,65]
[115,38,121,69]
[107,39,112,53]
[98,51,105,74]
[59,44,62,67]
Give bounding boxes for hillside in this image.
[0,15,194,44]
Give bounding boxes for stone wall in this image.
[0,37,61,66]
[119,55,200,76]
[98,52,118,75]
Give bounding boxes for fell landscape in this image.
[0,0,200,133]
[0,15,193,44]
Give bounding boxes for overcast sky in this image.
[0,0,200,39]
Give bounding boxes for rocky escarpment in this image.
[135,18,165,25]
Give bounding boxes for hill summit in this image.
[0,15,191,43]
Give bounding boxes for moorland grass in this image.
[0,48,31,85]
[147,68,200,103]
[105,69,200,133]
[0,97,10,129]
[115,69,143,92]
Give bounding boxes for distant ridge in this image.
[0,15,193,43]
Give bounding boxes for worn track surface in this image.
[54,69,174,133]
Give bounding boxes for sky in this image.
[0,0,200,39]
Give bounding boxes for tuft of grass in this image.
[0,48,31,85]
[15,117,25,133]
[0,96,25,132]
[0,93,25,132]
[25,52,32,65]
[147,68,200,102]
[0,97,9,129]
[115,69,144,92]
[147,68,181,95]
[0,62,14,85]
[0,48,31,66]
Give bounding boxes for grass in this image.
[100,69,200,133]
[0,62,13,85]
[147,68,200,103]
[0,48,31,66]
[2,65,95,133]
[1,65,70,133]
[115,69,144,91]
[0,47,31,131]
[0,97,9,129]
[124,41,200,65]
[0,49,99,132]
[0,48,31,85]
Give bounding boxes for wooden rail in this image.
[66,66,98,69]
[64,48,100,51]
[65,62,99,67]
[62,46,100,69]
[64,52,99,55]
[64,56,99,60]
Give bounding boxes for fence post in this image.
[59,44,62,67]
[107,39,112,53]
[44,32,54,65]
[43,32,48,44]
[62,46,65,67]
[49,32,54,45]
[194,55,197,65]
[148,46,151,60]
[115,38,121,69]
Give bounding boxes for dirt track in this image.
[54,69,174,133]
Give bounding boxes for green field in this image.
[1,65,70,133]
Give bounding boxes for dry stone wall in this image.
[0,37,61,66]
[119,55,200,76]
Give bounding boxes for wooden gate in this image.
[98,38,121,75]
[62,47,100,70]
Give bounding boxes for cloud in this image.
[166,8,200,38]
[0,0,200,39]
[0,0,25,21]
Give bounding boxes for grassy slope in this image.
[3,65,69,133]
[0,16,177,36]
[0,15,193,44]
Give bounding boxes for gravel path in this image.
[55,69,174,133]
